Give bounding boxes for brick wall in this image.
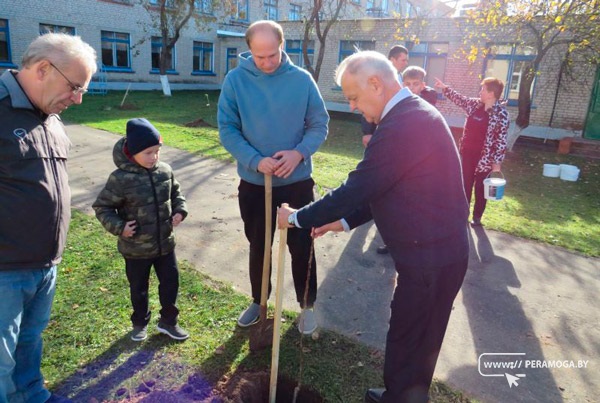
[2,1,595,130]
[280,17,596,130]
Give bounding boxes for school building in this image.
[2,0,599,141]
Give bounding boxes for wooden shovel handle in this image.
[259,174,272,322]
[269,227,288,403]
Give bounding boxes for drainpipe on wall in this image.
[548,50,569,132]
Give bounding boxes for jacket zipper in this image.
[43,120,62,262]
[148,169,163,256]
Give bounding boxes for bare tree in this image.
[138,0,230,95]
[302,0,357,82]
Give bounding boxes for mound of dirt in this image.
[118,103,140,110]
[184,118,214,128]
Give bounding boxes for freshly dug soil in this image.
[102,370,323,403]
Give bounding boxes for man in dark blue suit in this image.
[277,51,469,403]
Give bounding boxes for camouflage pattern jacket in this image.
[92,137,188,259]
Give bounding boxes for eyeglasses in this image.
[49,62,88,95]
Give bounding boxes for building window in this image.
[407,42,448,89]
[150,0,174,6]
[339,40,376,62]
[39,24,75,35]
[235,0,248,20]
[151,36,176,72]
[0,19,15,67]
[195,0,213,14]
[101,30,131,71]
[367,0,387,18]
[286,40,314,69]
[226,48,238,73]
[264,0,278,20]
[392,0,400,14]
[484,44,536,106]
[351,0,361,4]
[193,41,213,73]
[289,4,302,21]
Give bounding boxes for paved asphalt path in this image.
[66,124,599,403]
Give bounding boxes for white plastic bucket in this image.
[483,172,506,201]
[543,164,560,178]
[559,164,580,181]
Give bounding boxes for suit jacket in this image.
[297,94,469,269]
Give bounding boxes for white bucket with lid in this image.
[483,172,506,201]
[559,164,579,181]
[543,164,560,178]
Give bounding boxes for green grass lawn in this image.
[46,211,470,402]
[62,90,600,257]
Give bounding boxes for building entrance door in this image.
[584,66,600,140]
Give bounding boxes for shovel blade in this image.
[249,318,275,352]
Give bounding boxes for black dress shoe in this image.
[376,245,389,254]
[365,388,385,402]
[469,219,482,226]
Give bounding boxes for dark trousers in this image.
[124,251,180,327]
[461,149,491,221]
[238,178,317,308]
[382,257,468,403]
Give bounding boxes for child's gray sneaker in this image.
[298,308,317,335]
[130,325,148,342]
[157,322,190,340]
[237,302,260,327]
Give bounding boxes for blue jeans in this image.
[0,267,56,403]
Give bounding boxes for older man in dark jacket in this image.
[0,33,96,402]
[278,51,469,403]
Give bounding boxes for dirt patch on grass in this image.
[99,370,323,403]
[184,118,214,128]
[118,103,140,111]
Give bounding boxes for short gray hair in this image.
[335,51,397,88]
[22,33,97,74]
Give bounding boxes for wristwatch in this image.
[287,211,296,227]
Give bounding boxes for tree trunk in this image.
[515,62,536,129]
[160,75,172,96]
[159,46,172,97]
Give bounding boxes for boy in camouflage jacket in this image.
[93,118,189,341]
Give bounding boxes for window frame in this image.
[39,24,75,35]
[0,19,17,68]
[484,43,537,107]
[288,3,302,20]
[150,36,178,74]
[234,0,249,21]
[264,0,278,20]
[192,41,215,75]
[338,40,376,63]
[285,39,314,69]
[194,0,213,15]
[226,47,238,74]
[406,42,448,98]
[101,30,133,72]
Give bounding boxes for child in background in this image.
[402,66,438,106]
[93,118,190,341]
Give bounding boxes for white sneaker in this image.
[298,308,317,335]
